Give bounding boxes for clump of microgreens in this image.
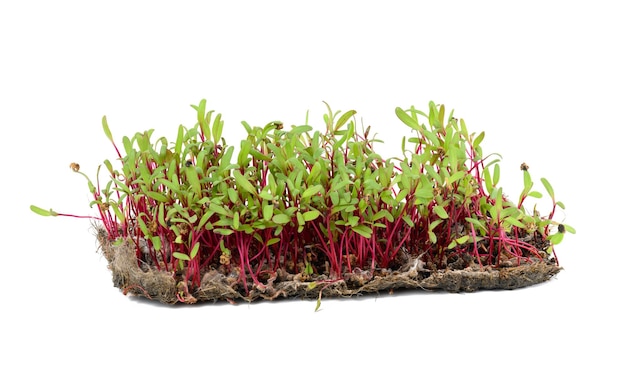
[31,100,574,301]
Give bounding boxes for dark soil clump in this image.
[97,229,561,305]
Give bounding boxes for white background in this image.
[1,1,623,365]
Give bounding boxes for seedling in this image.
[31,100,574,304]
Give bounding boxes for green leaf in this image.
[122,136,133,157]
[448,171,466,185]
[296,212,305,227]
[221,146,234,166]
[492,187,503,212]
[212,113,224,145]
[428,219,443,231]
[307,162,322,185]
[465,217,487,233]
[175,125,184,156]
[214,228,234,236]
[395,107,420,130]
[238,139,252,167]
[428,231,437,244]
[403,215,415,228]
[347,215,359,227]
[433,205,449,219]
[414,187,434,201]
[190,242,200,259]
[30,205,57,217]
[233,211,240,230]
[227,188,239,204]
[302,210,321,222]
[185,167,201,196]
[523,170,532,192]
[492,163,500,187]
[352,224,372,238]
[266,238,280,246]
[472,131,485,149]
[240,120,253,135]
[549,232,564,245]
[541,177,555,200]
[151,236,162,251]
[110,203,126,224]
[288,124,313,137]
[158,203,167,227]
[173,252,191,261]
[315,294,322,312]
[302,184,323,199]
[332,121,354,150]
[272,213,291,225]
[102,116,113,142]
[146,191,169,203]
[198,210,214,229]
[371,209,394,222]
[504,216,526,229]
[233,170,256,195]
[263,204,274,222]
[334,110,357,132]
[209,202,229,216]
[396,189,409,203]
[483,166,493,193]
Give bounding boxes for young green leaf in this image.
[227,188,239,204]
[30,205,58,217]
[151,236,162,251]
[102,116,114,142]
[302,185,323,199]
[263,204,274,222]
[185,166,202,196]
[212,113,224,145]
[395,107,420,131]
[233,211,240,230]
[315,291,322,312]
[214,228,234,236]
[334,110,357,132]
[190,242,200,259]
[296,212,305,227]
[492,163,500,187]
[465,217,487,233]
[504,216,526,229]
[541,177,555,200]
[233,170,256,195]
[266,238,280,246]
[272,213,291,225]
[175,125,184,156]
[472,131,485,149]
[352,224,372,238]
[302,210,321,222]
[173,252,191,261]
[433,205,449,219]
[146,191,169,203]
[523,170,533,192]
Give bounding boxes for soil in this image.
[96,228,561,305]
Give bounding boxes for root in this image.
[97,229,561,304]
